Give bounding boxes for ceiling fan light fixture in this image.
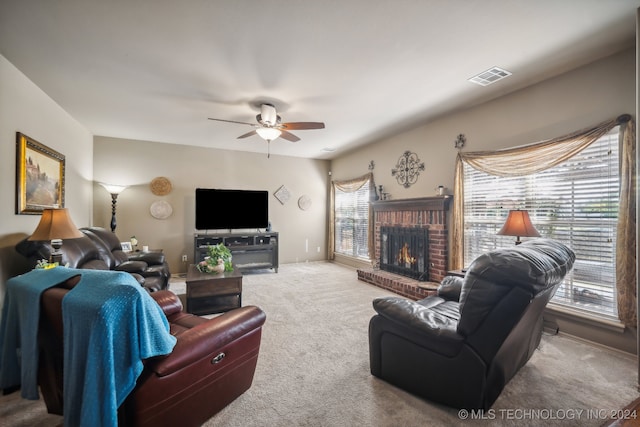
[260,103,278,126]
[256,127,281,141]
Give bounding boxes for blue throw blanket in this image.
[61,269,176,427]
[0,267,177,427]
[0,267,81,399]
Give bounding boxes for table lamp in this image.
[28,208,84,264]
[497,209,540,245]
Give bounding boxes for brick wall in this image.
[372,196,451,283]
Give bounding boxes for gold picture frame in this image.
[16,132,65,214]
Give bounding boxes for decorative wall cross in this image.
[391,151,425,188]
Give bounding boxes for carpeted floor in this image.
[1,262,638,426]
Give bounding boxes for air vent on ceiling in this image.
[468,67,512,86]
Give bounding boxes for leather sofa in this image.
[369,238,575,410]
[15,226,170,292]
[38,275,267,426]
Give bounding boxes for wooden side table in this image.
[185,265,243,315]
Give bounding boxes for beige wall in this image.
[93,137,330,273]
[0,54,93,307]
[331,48,635,200]
[331,48,637,353]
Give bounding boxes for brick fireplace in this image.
[357,196,452,300]
[379,226,429,280]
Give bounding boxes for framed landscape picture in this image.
[16,132,65,214]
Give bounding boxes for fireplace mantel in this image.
[371,196,452,212]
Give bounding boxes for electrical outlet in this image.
[182,254,187,262]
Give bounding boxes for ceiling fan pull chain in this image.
[268,140,271,158]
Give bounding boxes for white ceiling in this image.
[0,1,638,159]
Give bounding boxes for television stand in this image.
[194,232,278,273]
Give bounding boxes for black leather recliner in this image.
[81,227,170,291]
[15,227,170,292]
[369,238,575,410]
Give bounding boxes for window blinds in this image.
[334,180,371,259]
[463,127,619,318]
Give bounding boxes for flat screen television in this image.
[195,188,269,230]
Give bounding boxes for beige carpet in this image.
[1,262,638,426]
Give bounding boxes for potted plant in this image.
[196,243,233,273]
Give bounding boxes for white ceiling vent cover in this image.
[468,67,512,86]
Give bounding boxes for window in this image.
[334,178,371,259]
[463,127,619,319]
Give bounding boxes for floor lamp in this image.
[28,208,84,264]
[100,184,127,232]
[497,209,540,245]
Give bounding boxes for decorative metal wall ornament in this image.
[391,151,425,188]
[454,134,466,149]
[368,160,375,170]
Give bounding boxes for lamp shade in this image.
[28,208,84,241]
[497,210,540,244]
[100,183,127,194]
[256,127,282,141]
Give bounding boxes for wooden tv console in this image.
[194,232,278,272]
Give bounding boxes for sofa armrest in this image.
[128,252,166,266]
[139,265,166,278]
[149,306,266,377]
[437,276,463,301]
[150,290,183,316]
[372,297,463,357]
[130,273,146,286]
[115,260,148,274]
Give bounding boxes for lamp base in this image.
[50,239,63,264]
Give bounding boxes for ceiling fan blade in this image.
[208,117,257,127]
[237,130,258,139]
[280,122,325,130]
[280,130,301,142]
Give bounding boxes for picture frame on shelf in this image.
[120,242,133,252]
[15,132,65,215]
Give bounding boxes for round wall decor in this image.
[150,177,172,196]
[150,200,173,219]
[298,195,312,211]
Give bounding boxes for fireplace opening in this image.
[380,226,429,281]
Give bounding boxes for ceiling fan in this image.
[208,103,325,157]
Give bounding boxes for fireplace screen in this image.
[380,226,429,281]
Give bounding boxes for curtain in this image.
[451,115,636,327]
[328,172,375,261]
[616,119,637,328]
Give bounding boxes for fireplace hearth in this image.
[380,226,429,281]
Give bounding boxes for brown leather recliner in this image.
[369,239,575,410]
[38,277,266,426]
